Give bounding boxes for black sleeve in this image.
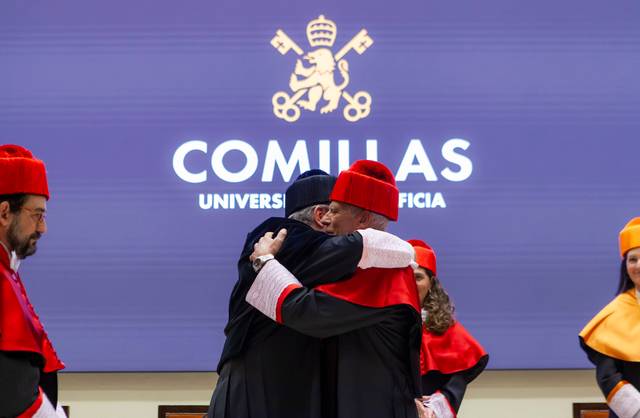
[0,350,40,417]
[283,231,364,287]
[438,355,489,413]
[580,339,624,398]
[280,287,391,338]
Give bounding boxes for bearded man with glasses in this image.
[0,144,67,418]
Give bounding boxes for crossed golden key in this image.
[271,27,373,123]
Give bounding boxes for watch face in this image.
[252,258,261,270]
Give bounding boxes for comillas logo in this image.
[172,138,473,211]
[271,15,373,123]
[171,15,475,211]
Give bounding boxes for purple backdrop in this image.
[1,0,639,370]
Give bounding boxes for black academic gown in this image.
[268,266,424,418]
[579,289,640,418]
[580,343,640,418]
[209,217,364,418]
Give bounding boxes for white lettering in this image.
[211,140,258,183]
[214,193,228,209]
[235,193,250,209]
[198,193,285,210]
[338,140,350,172]
[262,140,310,182]
[399,193,408,208]
[432,192,447,208]
[259,193,271,209]
[396,139,438,182]
[398,192,446,209]
[319,140,331,173]
[441,139,473,182]
[173,140,207,183]
[249,194,260,209]
[198,193,213,209]
[366,139,378,161]
[272,193,284,209]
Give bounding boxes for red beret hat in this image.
[0,144,50,199]
[408,239,437,276]
[330,160,399,221]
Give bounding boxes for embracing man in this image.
[247,160,425,418]
[208,168,416,418]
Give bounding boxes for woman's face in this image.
[626,247,640,290]
[414,266,432,305]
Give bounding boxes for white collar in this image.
[0,241,20,273]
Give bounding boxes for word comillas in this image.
[172,138,473,210]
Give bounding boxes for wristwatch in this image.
[252,254,275,272]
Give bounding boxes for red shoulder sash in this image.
[420,321,486,375]
[314,267,421,312]
[0,264,64,373]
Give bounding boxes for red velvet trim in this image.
[276,283,302,323]
[16,387,44,418]
[0,145,49,199]
[330,170,399,221]
[0,264,65,373]
[314,267,420,312]
[420,322,486,375]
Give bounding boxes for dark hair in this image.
[422,271,455,334]
[616,255,634,295]
[0,194,28,213]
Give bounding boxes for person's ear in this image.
[313,206,329,228]
[358,210,371,227]
[0,201,12,228]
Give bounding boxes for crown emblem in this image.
[307,15,337,48]
[270,15,373,123]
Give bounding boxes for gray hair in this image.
[288,204,329,226]
[345,204,389,231]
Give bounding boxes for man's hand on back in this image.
[249,229,287,262]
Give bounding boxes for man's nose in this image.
[37,219,47,234]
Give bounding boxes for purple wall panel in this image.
[1,0,638,370]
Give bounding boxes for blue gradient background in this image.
[1,0,638,370]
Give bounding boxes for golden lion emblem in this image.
[271,15,373,123]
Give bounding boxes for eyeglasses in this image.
[21,207,47,224]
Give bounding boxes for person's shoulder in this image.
[614,288,637,306]
[242,217,323,251]
[589,290,635,320]
[579,289,640,362]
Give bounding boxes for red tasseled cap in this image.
[0,145,50,199]
[330,160,399,221]
[408,239,437,276]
